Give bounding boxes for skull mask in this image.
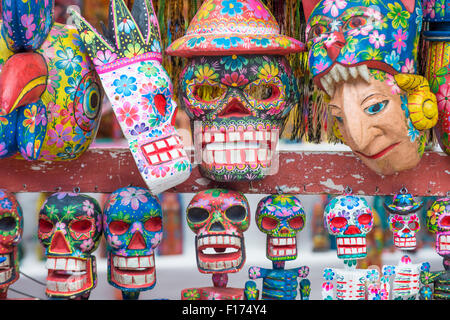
[0,190,23,291]
[384,191,423,250]
[426,197,450,258]
[324,195,374,259]
[186,189,250,274]
[255,194,306,261]
[70,0,191,195]
[38,192,102,299]
[103,187,163,293]
[166,0,304,182]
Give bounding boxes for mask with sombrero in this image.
[166,0,305,182]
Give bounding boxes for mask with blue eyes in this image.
[70,0,192,195]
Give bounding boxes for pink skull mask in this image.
[186,189,250,274]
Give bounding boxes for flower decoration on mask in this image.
[426,197,450,257]
[69,0,191,195]
[38,192,102,299]
[0,190,23,293]
[167,0,304,182]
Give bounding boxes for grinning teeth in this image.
[46,257,86,271]
[47,276,86,293]
[335,64,349,81]
[329,65,341,83]
[320,76,334,97]
[357,65,370,83]
[113,269,155,286]
[348,66,358,79]
[0,269,12,283]
[113,255,154,269]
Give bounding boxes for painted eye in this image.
[288,216,304,229]
[246,83,280,101]
[393,221,404,230]
[343,16,368,31]
[307,24,328,41]
[39,218,53,234]
[441,216,450,227]
[154,94,167,116]
[0,216,16,232]
[187,207,210,224]
[335,116,344,123]
[109,221,130,235]
[365,100,388,115]
[225,205,247,222]
[74,72,102,131]
[83,83,101,119]
[261,216,279,230]
[71,219,93,233]
[358,214,372,226]
[330,216,347,228]
[193,84,226,102]
[144,217,162,232]
[408,221,419,231]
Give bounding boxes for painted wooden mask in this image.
[304,0,439,175]
[167,0,304,182]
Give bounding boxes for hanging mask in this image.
[304,0,439,175]
[167,0,304,182]
[103,187,163,293]
[69,0,191,195]
[384,190,423,250]
[324,194,374,259]
[186,189,250,274]
[0,190,23,292]
[0,0,102,161]
[38,192,102,299]
[426,197,450,258]
[255,194,306,261]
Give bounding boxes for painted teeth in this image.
[197,236,241,247]
[141,135,187,166]
[198,256,243,271]
[0,269,13,283]
[438,234,450,251]
[112,255,155,269]
[47,276,87,293]
[0,254,11,269]
[45,257,86,271]
[320,64,371,97]
[394,236,417,249]
[270,237,296,246]
[336,237,367,256]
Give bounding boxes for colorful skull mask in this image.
[426,197,450,258]
[186,189,250,274]
[0,0,102,162]
[70,0,191,195]
[167,0,304,182]
[38,192,102,299]
[255,194,306,261]
[324,195,374,259]
[103,187,163,293]
[0,190,23,291]
[384,191,423,250]
[304,0,438,176]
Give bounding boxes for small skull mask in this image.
[426,197,450,258]
[0,190,23,290]
[38,192,102,299]
[103,187,163,292]
[186,189,250,274]
[384,192,423,250]
[255,194,305,261]
[180,55,298,182]
[324,195,373,259]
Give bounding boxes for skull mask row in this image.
[186,189,250,274]
[38,192,102,299]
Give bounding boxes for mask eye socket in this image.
[358,214,372,226]
[193,84,226,102]
[393,221,404,231]
[307,24,328,42]
[109,221,130,235]
[440,215,450,227]
[261,216,279,231]
[343,15,369,32]
[225,205,247,222]
[0,216,16,232]
[187,207,210,224]
[288,216,304,230]
[39,218,54,234]
[154,94,167,116]
[408,221,419,231]
[71,219,93,234]
[144,217,162,232]
[330,216,347,229]
[246,83,280,102]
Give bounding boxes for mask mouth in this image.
[0,253,14,285]
[141,134,188,166]
[196,235,244,273]
[438,232,450,254]
[45,256,94,297]
[110,254,156,289]
[336,236,367,258]
[267,236,297,261]
[394,235,417,250]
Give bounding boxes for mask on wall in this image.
[186,189,250,274]
[324,194,374,260]
[422,1,450,155]
[304,0,439,175]
[38,192,102,299]
[103,187,163,297]
[0,190,23,293]
[426,197,450,258]
[70,0,191,195]
[167,0,304,182]
[255,194,306,261]
[384,190,423,250]
[0,0,102,161]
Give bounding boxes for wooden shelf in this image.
[2,147,449,196]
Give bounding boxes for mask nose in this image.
[344,225,361,235]
[49,231,72,254]
[324,32,346,62]
[219,98,252,118]
[209,221,226,232]
[128,231,146,250]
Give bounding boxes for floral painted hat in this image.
[166,0,305,57]
[304,0,423,87]
[383,191,424,215]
